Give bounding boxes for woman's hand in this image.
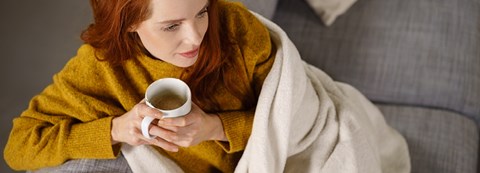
[150,103,228,148]
[110,100,180,152]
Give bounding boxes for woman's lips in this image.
[179,48,199,58]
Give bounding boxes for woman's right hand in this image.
[110,100,179,152]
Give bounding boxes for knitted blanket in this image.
[121,12,411,173]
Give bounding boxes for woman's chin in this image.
[170,56,198,68]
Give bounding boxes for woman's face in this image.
[134,0,209,67]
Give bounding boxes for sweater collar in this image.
[137,53,185,80]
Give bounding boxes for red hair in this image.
[81,0,255,110]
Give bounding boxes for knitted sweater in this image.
[4,1,274,172]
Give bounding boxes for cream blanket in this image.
[121,12,411,173]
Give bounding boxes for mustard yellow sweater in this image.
[4,1,274,172]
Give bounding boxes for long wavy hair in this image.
[81,0,255,110]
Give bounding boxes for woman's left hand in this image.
[150,103,228,148]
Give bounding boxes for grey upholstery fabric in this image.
[28,154,132,173]
[234,0,278,19]
[377,104,478,173]
[272,0,480,123]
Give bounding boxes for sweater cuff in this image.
[215,110,254,153]
[66,116,120,159]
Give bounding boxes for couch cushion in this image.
[377,104,478,173]
[28,153,132,173]
[272,0,480,123]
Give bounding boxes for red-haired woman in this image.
[4,0,275,172]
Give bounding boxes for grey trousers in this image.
[28,154,132,173]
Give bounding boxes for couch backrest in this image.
[273,0,480,122]
[233,0,278,19]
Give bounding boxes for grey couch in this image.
[240,0,479,172]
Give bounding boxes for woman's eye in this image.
[197,8,208,18]
[163,24,179,32]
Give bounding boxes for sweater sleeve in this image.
[4,45,125,171]
[214,2,276,153]
[215,109,254,153]
[215,46,275,153]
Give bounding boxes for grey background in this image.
[0,0,92,172]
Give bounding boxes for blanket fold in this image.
[121,12,410,173]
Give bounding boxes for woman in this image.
[4,0,275,172]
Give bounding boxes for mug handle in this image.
[141,116,155,139]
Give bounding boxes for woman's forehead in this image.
[148,0,209,22]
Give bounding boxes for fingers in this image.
[126,101,208,150]
[131,128,179,152]
[149,126,182,151]
[125,127,151,146]
[126,122,179,152]
[149,126,178,142]
[158,106,202,126]
[135,102,163,119]
[150,124,200,148]
[159,117,189,126]
[115,100,181,152]
[150,137,179,152]
[158,124,180,132]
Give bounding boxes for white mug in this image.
[141,78,192,139]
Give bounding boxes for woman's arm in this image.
[213,1,276,153]
[4,46,124,171]
[216,43,275,153]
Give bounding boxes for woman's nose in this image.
[183,23,203,46]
